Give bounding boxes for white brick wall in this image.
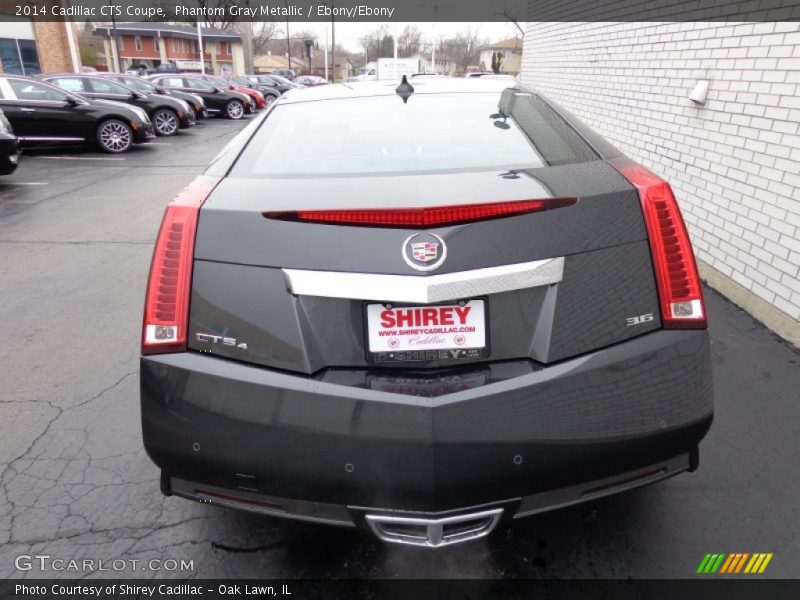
[521,21,800,328]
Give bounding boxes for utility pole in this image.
[330,0,335,82]
[62,1,79,72]
[241,1,254,74]
[108,0,120,72]
[324,23,329,81]
[431,4,439,75]
[284,0,291,69]
[196,20,205,73]
[393,26,398,81]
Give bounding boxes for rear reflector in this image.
[141,176,220,354]
[610,158,706,329]
[265,198,577,228]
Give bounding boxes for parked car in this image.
[146,62,182,75]
[140,79,713,547]
[146,75,250,120]
[260,74,301,90]
[0,75,154,153]
[271,68,296,81]
[191,74,263,111]
[294,75,329,87]
[226,76,280,107]
[126,64,149,76]
[0,108,19,175]
[102,73,208,121]
[238,74,299,96]
[41,74,193,137]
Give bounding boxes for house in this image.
[307,53,353,80]
[0,17,81,74]
[253,54,306,75]
[92,22,243,75]
[479,37,523,75]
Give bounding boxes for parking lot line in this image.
[146,142,173,146]
[36,156,125,161]
[2,182,49,186]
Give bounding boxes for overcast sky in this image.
[273,21,524,53]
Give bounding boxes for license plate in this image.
[366,300,486,353]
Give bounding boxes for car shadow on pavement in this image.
[196,482,659,579]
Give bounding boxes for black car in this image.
[226,76,281,107]
[263,74,302,90]
[41,74,193,137]
[140,79,712,547]
[104,74,209,121]
[189,74,261,113]
[146,62,182,75]
[0,108,19,175]
[0,75,154,153]
[272,68,297,81]
[145,75,250,120]
[239,74,299,96]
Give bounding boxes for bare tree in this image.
[397,25,422,57]
[251,21,278,56]
[494,2,526,38]
[359,25,393,62]
[439,28,486,73]
[287,29,318,61]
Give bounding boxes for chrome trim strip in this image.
[170,477,355,528]
[18,136,86,142]
[283,257,564,304]
[365,508,503,547]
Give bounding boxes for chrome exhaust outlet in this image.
[365,508,504,547]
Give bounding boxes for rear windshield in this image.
[231,91,597,177]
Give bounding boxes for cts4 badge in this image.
[195,333,248,350]
[403,233,447,272]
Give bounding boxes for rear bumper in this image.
[141,329,713,516]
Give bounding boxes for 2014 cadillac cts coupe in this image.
[140,78,713,547]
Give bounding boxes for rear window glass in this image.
[231,91,597,178]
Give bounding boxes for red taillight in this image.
[265,198,577,228]
[141,176,220,354]
[611,158,706,329]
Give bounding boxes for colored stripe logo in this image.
[696,553,773,574]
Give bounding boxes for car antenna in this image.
[395,75,414,104]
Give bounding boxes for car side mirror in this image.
[155,86,167,94]
[65,97,79,107]
[211,87,221,93]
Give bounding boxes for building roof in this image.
[253,54,306,70]
[481,37,523,51]
[93,22,242,42]
[309,53,351,69]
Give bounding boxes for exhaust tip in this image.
[365,508,503,547]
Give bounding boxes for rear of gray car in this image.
[140,80,712,547]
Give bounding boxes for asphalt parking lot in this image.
[0,117,798,579]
